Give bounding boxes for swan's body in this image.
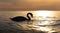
[10,13,33,22]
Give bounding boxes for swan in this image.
[10,13,33,22]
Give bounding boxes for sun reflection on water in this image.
[34,10,55,25]
[28,10,58,32]
[35,10,53,17]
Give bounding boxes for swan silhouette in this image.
[10,13,33,22]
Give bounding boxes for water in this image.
[0,11,60,33]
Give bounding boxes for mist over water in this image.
[0,11,60,33]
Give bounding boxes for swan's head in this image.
[27,13,33,18]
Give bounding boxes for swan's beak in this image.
[30,14,33,18]
[32,16,33,18]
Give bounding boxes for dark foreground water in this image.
[0,20,60,33]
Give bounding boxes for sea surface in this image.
[0,11,60,33]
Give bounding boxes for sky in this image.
[0,0,60,11]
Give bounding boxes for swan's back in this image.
[10,16,27,22]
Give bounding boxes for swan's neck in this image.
[27,15,31,20]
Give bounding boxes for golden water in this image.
[0,11,60,33]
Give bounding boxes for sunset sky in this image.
[0,0,60,11]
